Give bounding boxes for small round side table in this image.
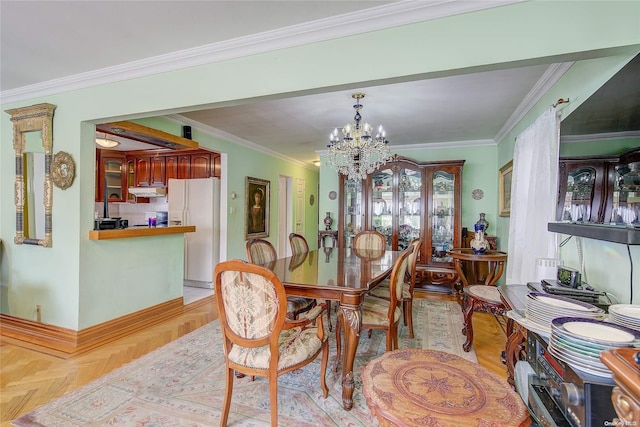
[446,248,508,289]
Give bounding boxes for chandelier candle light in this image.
[327,93,391,180]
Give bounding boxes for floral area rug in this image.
[13,299,477,427]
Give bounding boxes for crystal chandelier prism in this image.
[326,93,391,180]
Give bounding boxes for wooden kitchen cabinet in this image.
[96,148,221,202]
[165,155,178,181]
[134,155,166,187]
[190,152,211,178]
[96,150,126,202]
[338,155,464,290]
[168,152,215,180]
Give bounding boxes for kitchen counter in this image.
[88,225,195,240]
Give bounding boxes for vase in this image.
[470,223,489,254]
[475,212,489,233]
[323,212,333,231]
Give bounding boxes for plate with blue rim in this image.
[551,317,640,347]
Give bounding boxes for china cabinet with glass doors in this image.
[556,156,616,223]
[338,155,464,289]
[608,148,640,226]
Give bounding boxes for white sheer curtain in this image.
[506,108,560,284]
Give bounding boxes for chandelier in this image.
[326,93,391,180]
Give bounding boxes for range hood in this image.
[128,187,167,197]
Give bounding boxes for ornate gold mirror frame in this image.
[5,103,56,247]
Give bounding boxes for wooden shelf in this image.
[89,226,195,240]
[548,222,640,245]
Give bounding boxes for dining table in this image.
[262,247,400,410]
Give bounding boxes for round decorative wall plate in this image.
[329,190,337,200]
[309,194,315,206]
[471,188,484,200]
[51,151,76,190]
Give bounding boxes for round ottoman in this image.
[362,349,531,427]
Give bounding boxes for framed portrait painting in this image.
[245,177,270,239]
[499,160,513,217]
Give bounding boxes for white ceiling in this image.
[2,1,636,166]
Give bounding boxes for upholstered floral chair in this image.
[246,238,316,319]
[214,260,329,426]
[369,238,422,338]
[335,245,414,368]
[288,232,333,331]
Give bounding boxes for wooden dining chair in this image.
[214,260,329,427]
[246,238,316,320]
[335,245,414,368]
[369,238,422,338]
[352,230,387,251]
[288,232,309,255]
[288,233,333,331]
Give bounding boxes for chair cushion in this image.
[369,282,410,300]
[287,297,315,314]
[362,295,402,326]
[228,326,323,371]
[466,285,502,303]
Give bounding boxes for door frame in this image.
[278,175,293,257]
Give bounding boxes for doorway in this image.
[278,175,293,257]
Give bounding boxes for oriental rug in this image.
[13,299,477,427]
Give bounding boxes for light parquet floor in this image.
[0,292,508,426]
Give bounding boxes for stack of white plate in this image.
[548,317,640,377]
[524,292,605,332]
[608,304,640,331]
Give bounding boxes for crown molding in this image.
[1,0,525,104]
[560,130,640,143]
[316,138,496,156]
[392,139,497,151]
[494,61,574,144]
[166,115,315,171]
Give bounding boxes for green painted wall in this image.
[2,1,640,329]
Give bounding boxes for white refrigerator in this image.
[168,177,220,289]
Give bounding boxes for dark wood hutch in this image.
[337,155,465,291]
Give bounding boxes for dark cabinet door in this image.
[338,175,366,248]
[177,155,191,179]
[135,157,151,187]
[606,148,640,225]
[97,151,126,202]
[190,153,211,178]
[134,156,166,187]
[556,157,615,223]
[424,163,463,268]
[211,153,221,178]
[150,156,166,187]
[165,155,178,181]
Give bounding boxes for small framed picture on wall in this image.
[499,160,513,217]
[245,177,270,239]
